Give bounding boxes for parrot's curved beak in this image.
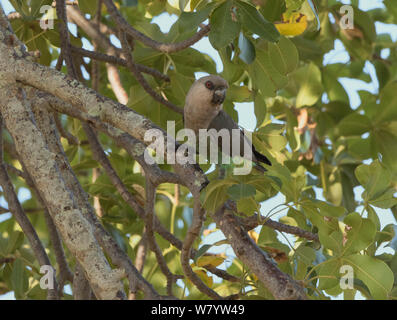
[212,88,226,105]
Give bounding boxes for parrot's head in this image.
[186,75,229,108]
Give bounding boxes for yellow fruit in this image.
[275,13,308,36]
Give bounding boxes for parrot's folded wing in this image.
[208,110,271,166]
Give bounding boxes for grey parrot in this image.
[183,74,271,171]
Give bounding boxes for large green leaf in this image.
[209,0,241,49]
[249,50,288,97]
[373,82,397,124]
[268,36,299,76]
[235,0,280,43]
[227,183,256,200]
[342,254,394,300]
[202,178,238,213]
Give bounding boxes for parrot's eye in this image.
[205,81,214,90]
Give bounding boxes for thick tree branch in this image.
[0,118,59,300]
[213,202,307,300]
[26,88,159,299]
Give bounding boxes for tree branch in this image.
[118,31,182,114]
[213,202,307,300]
[240,214,319,242]
[103,0,210,53]
[181,195,223,299]
[0,116,59,300]
[70,46,170,82]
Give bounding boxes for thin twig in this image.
[104,0,210,53]
[70,46,170,81]
[180,195,222,299]
[53,112,78,145]
[145,178,182,297]
[119,31,182,114]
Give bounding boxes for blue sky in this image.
[1,0,397,300]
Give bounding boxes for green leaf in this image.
[178,3,215,33]
[6,231,24,255]
[202,178,238,213]
[316,201,346,218]
[319,230,344,254]
[387,225,397,251]
[248,48,288,97]
[342,212,376,255]
[301,200,339,235]
[258,226,290,256]
[9,0,30,16]
[338,113,372,136]
[347,137,374,160]
[369,189,397,209]
[342,254,394,300]
[235,0,280,43]
[294,244,316,266]
[373,128,397,173]
[295,62,323,108]
[355,160,391,201]
[322,70,349,104]
[237,197,260,215]
[254,92,267,127]
[268,36,299,76]
[318,259,341,290]
[168,71,195,105]
[227,183,256,200]
[209,0,241,50]
[226,85,252,102]
[255,123,287,152]
[78,0,98,16]
[243,174,279,196]
[30,0,53,18]
[373,82,397,124]
[10,259,29,299]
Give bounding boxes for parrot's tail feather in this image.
[253,148,272,166]
[254,163,267,173]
